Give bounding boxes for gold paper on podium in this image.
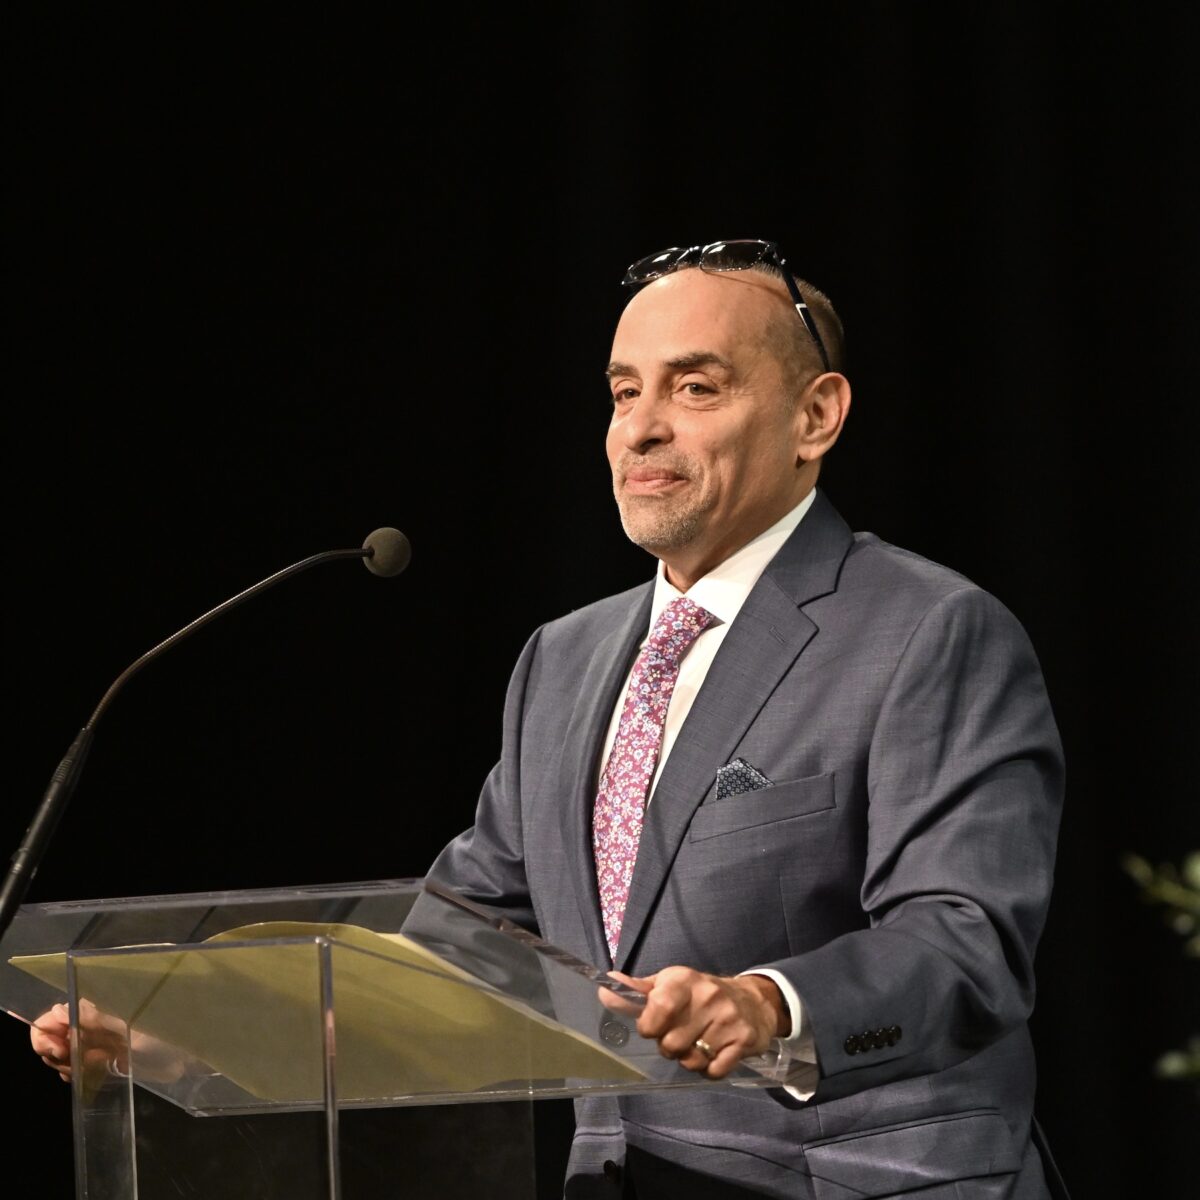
[13,920,645,1103]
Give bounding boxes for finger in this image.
[32,1013,69,1037]
[671,1039,713,1070]
[637,975,696,1039]
[31,1030,68,1058]
[607,970,656,994]
[597,987,628,1011]
[700,1042,744,1080]
[598,971,655,1016]
[78,996,122,1034]
[33,1027,67,1052]
[657,1023,709,1061]
[663,1030,739,1078]
[597,985,642,1016]
[651,1033,710,1074]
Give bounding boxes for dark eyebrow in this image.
[604,352,734,381]
[605,361,639,380]
[664,351,734,373]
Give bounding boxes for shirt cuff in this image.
[740,968,820,1101]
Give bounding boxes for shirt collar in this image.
[648,489,818,632]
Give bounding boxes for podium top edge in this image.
[19,878,427,915]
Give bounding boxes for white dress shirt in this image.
[596,489,820,1097]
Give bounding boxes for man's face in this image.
[606,267,812,588]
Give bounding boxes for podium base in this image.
[80,1084,574,1199]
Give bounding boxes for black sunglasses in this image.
[622,239,832,374]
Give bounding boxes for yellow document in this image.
[12,922,645,1102]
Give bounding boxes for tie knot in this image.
[646,596,716,664]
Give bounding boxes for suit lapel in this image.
[614,491,854,971]
[557,584,653,969]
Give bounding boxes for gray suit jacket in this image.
[429,491,1065,1199]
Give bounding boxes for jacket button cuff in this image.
[843,1034,862,1055]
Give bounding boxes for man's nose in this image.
[617,390,673,452]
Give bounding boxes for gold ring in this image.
[693,1038,716,1059]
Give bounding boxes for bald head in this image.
[619,266,843,401]
[752,266,845,388]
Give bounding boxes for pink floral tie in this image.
[593,596,716,959]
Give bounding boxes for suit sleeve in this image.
[771,585,1064,1102]
[422,624,545,934]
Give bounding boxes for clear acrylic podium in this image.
[1,879,788,1198]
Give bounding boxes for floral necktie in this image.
[593,596,716,959]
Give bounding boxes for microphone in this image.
[0,527,411,940]
[362,526,412,577]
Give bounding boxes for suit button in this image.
[890,1025,902,1044]
[599,1016,629,1047]
[844,1034,861,1055]
[603,1160,621,1182]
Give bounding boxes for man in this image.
[31,240,1066,1199]
[425,240,1066,1199]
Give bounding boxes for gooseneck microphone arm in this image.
[89,547,366,730]
[0,527,411,942]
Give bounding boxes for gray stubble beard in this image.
[613,488,708,556]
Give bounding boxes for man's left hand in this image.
[599,967,788,1078]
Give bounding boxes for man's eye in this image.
[611,387,639,404]
[682,381,713,396]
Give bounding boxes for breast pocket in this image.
[687,772,836,842]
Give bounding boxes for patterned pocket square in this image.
[715,758,773,801]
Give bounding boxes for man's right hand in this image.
[30,1002,72,1082]
[30,998,137,1085]
[30,999,189,1086]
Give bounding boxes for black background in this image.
[4,5,1196,1195]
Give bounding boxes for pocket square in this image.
[715,758,773,801]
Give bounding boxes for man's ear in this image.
[795,373,851,463]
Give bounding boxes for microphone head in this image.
[362,527,412,577]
